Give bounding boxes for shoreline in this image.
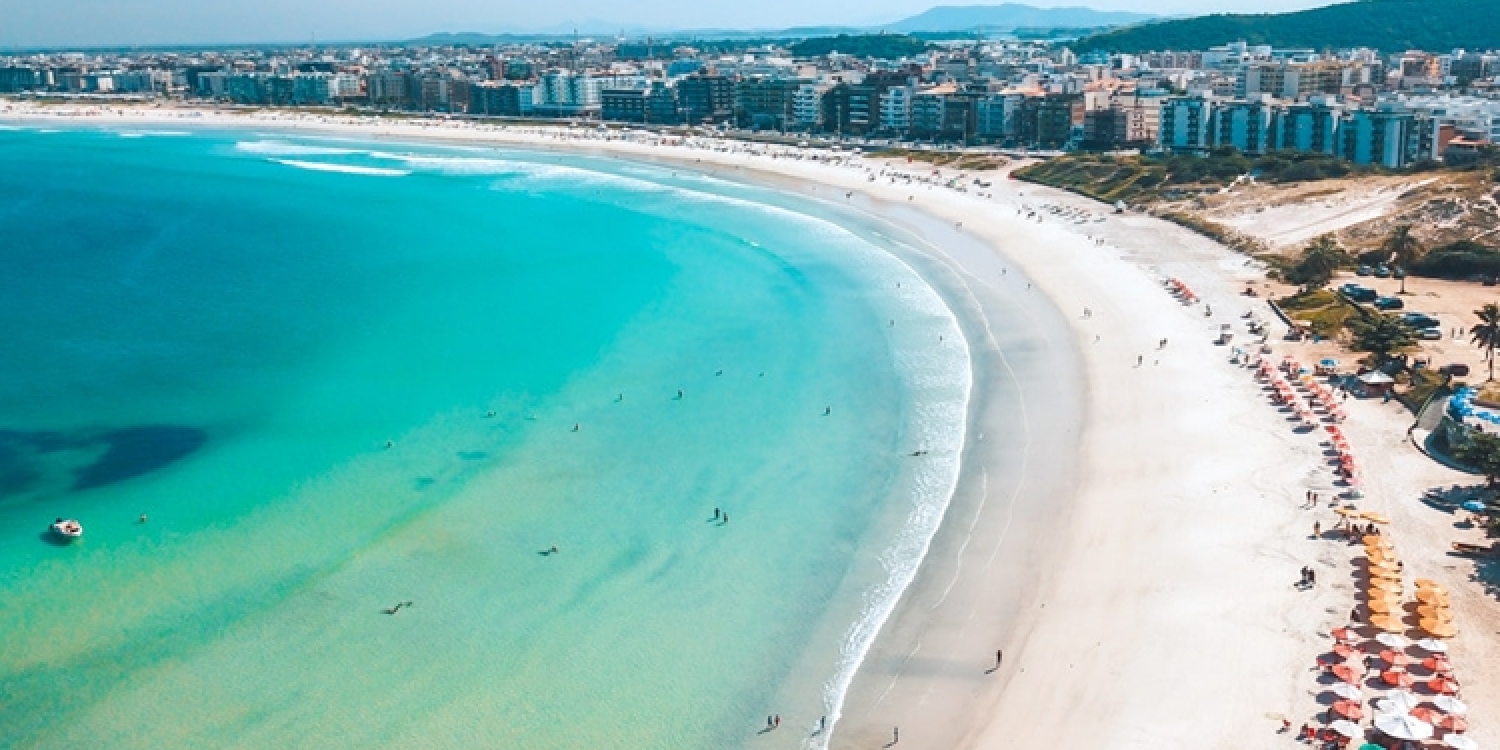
[9,103,1482,749]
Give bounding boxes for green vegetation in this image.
[788,34,931,59]
[869,148,1006,170]
[1277,288,1358,338]
[1285,235,1353,290]
[1348,313,1417,365]
[1454,430,1500,488]
[1073,0,1500,55]
[1472,303,1500,381]
[1014,149,1375,206]
[1380,225,1423,294]
[1409,240,1500,279]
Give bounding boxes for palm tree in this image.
[1382,225,1423,294]
[1472,303,1500,381]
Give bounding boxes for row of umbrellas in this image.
[1165,277,1198,304]
[1296,371,1349,422]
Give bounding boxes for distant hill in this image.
[884,4,1155,33]
[1074,0,1500,54]
[789,34,932,59]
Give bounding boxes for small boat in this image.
[50,518,83,541]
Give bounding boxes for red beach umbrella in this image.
[1384,670,1416,688]
[1381,650,1412,667]
[1332,664,1360,683]
[1333,643,1359,659]
[1332,627,1360,642]
[1410,706,1441,724]
[1332,700,1365,720]
[1423,657,1452,673]
[1428,677,1460,695]
[1440,715,1470,732]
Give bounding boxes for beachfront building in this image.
[792,82,829,130]
[1159,95,1216,154]
[878,84,914,133]
[677,72,734,124]
[736,77,803,130]
[470,81,538,117]
[1215,96,1275,154]
[1271,98,1344,154]
[975,92,1026,143]
[1340,104,1419,168]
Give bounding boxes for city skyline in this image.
[9,0,1333,49]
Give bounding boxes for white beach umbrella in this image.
[1376,633,1411,649]
[1417,638,1450,653]
[1375,691,1420,714]
[1330,682,1363,701]
[1446,735,1479,750]
[1375,712,1434,741]
[1328,720,1362,738]
[1435,695,1469,714]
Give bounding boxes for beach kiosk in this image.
[1355,370,1395,398]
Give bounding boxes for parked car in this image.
[1401,312,1440,329]
[1417,328,1443,340]
[1374,296,1405,310]
[1393,268,1407,280]
[1356,265,1373,276]
[1444,363,1472,377]
[1342,285,1378,302]
[1374,266,1392,278]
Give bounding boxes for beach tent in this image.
[1376,690,1419,714]
[1374,712,1434,741]
[1328,720,1361,738]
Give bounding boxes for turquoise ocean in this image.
[0,125,969,749]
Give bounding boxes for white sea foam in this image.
[270,158,409,177]
[805,231,971,750]
[237,140,366,157]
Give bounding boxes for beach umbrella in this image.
[1415,578,1441,588]
[1333,627,1361,642]
[1328,720,1362,738]
[1333,643,1359,659]
[1367,599,1401,614]
[1380,650,1412,667]
[1369,615,1406,633]
[1376,690,1419,714]
[1441,715,1471,732]
[1374,712,1434,741]
[1427,677,1460,694]
[1444,734,1478,750]
[1331,682,1363,701]
[1332,664,1361,683]
[1383,670,1416,688]
[1434,696,1467,714]
[1417,605,1453,621]
[1420,620,1458,638]
[1376,633,1411,649]
[1410,706,1441,723]
[1416,589,1450,603]
[1462,500,1486,512]
[1423,657,1454,673]
[1332,700,1365,720]
[1417,638,1449,653]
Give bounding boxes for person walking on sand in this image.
[1313,521,1321,538]
[995,649,1004,669]
[773,715,780,729]
[893,726,899,744]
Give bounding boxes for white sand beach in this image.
[6,102,1495,749]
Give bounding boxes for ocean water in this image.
[0,126,969,750]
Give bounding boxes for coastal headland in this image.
[5,103,1496,750]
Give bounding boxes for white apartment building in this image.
[793,82,829,128]
[879,85,913,132]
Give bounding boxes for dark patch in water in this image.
[0,425,208,500]
[412,477,436,490]
[72,426,206,490]
[457,451,487,461]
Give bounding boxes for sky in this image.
[6,0,1337,49]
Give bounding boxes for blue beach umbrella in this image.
[1462,501,1487,513]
